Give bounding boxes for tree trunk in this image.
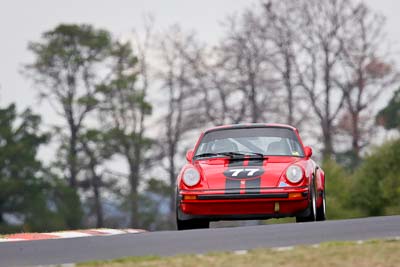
[322,120,334,160]
[351,112,360,157]
[92,174,104,228]
[322,47,333,160]
[168,144,176,221]
[249,72,258,123]
[68,127,78,189]
[83,141,104,228]
[128,154,140,228]
[284,54,293,125]
[129,172,139,228]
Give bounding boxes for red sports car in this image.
[176,124,326,230]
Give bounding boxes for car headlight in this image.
[182,168,200,187]
[286,165,303,183]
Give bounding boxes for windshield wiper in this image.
[194,151,266,159]
[235,151,267,158]
[194,152,244,159]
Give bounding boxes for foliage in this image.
[0,104,81,232]
[326,138,400,218]
[26,24,112,189]
[96,41,153,228]
[352,139,400,216]
[323,159,363,219]
[138,178,172,230]
[335,150,362,171]
[376,88,400,130]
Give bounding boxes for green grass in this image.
[79,238,400,267]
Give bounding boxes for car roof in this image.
[203,123,298,133]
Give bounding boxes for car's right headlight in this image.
[286,165,304,183]
[182,168,201,187]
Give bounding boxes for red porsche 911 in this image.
[176,124,326,230]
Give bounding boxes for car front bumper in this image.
[178,186,310,221]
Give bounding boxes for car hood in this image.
[194,156,302,190]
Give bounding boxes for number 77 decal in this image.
[228,168,260,177]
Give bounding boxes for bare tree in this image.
[156,26,205,219]
[187,46,240,125]
[337,3,398,158]
[262,1,309,126]
[293,0,358,159]
[217,11,279,123]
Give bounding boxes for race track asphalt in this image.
[0,215,399,267]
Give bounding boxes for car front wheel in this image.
[296,180,317,223]
[176,189,210,230]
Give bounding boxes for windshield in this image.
[194,127,304,158]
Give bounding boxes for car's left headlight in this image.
[286,165,304,183]
[182,168,201,187]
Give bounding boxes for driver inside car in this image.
[211,139,238,153]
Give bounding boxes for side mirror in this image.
[186,149,194,162]
[304,146,313,158]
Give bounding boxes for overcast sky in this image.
[0,0,399,120]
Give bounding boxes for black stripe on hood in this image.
[225,158,244,191]
[245,158,263,193]
[224,157,264,193]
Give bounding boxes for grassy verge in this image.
[79,238,400,267]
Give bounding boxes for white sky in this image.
[0,0,250,114]
[0,0,399,151]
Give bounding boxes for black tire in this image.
[175,188,209,230]
[177,218,210,230]
[296,179,317,223]
[316,190,326,221]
